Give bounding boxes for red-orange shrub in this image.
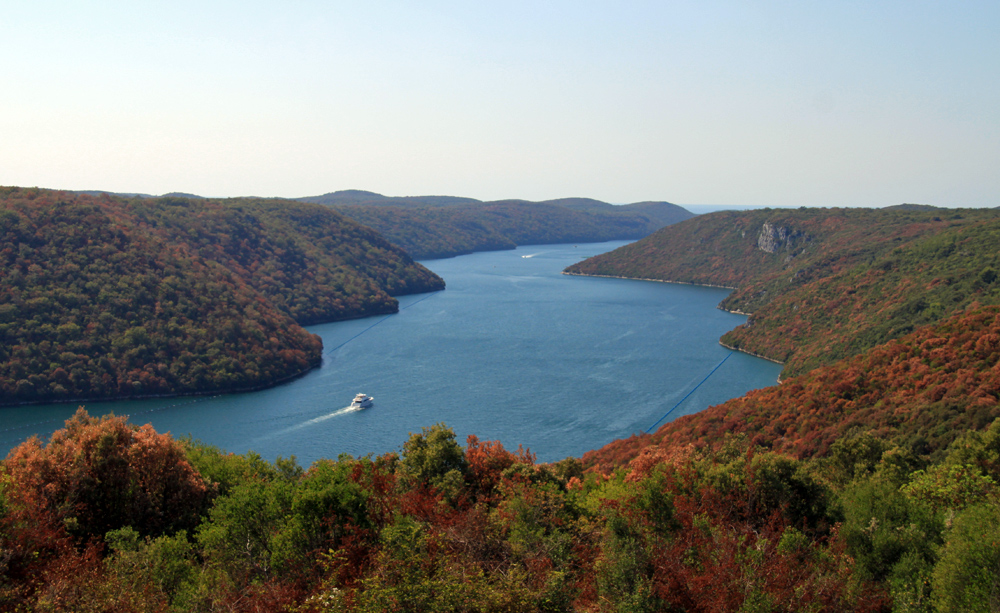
[4,408,211,540]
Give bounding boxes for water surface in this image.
[0,242,782,464]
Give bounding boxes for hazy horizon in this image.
[3,2,998,208]
[20,187,989,212]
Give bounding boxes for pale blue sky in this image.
[2,1,998,207]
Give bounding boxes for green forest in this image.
[3,202,1000,611]
[0,188,444,405]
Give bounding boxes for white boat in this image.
[350,393,373,409]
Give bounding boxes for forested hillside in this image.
[120,196,443,324]
[0,188,443,405]
[300,191,694,259]
[566,206,1000,376]
[78,189,695,260]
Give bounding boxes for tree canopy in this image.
[0,188,444,405]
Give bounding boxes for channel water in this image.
[0,242,783,464]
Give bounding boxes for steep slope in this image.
[719,218,1000,374]
[122,195,445,324]
[0,188,444,405]
[566,207,1000,376]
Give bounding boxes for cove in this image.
[0,242,783,464]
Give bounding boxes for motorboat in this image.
[350,393,374,409]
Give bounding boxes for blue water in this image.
[0,242,782,464]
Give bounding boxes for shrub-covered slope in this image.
[11,405,1000,611]
[585,304,1000,473]
[566,207,1000,376]
[323,205,519,259]
[0,188,444,405]
[1,414,893,612]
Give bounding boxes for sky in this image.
[2,1,998,207]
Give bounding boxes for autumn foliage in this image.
[5,409,210,539]
[0,414,905,612]
[586,304,1000,473]
[0,187,444,405]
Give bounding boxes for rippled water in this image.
[0,242,782,464]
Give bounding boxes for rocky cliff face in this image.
[757,222,809,253]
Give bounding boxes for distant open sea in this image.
[0,241,782,464]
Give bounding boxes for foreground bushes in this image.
[3,412,1000,611]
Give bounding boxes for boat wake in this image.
[304,405,364,425]
[521,252,546,259]
[256,405,363,442]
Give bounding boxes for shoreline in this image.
[561,270,738,290]
[719,307,752,316]
[718,341,786,366]
[0,359,322,409]
[0,290,448,410]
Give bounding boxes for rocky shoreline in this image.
[561,270,737,290]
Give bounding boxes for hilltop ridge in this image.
[315,193,694,259]
[71,189,696,259]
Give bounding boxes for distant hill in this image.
[73,190,205,200]
[883,203,943,211]
[160,192,205,199]
[69,189,694,259]
[0,188,443,405]
[566,206,1000,377]
[296,191,694,259]
[299,190,482,208]
[539,197,615,211]
[73,190,156,198]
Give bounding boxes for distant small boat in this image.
[350,393,373,409]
